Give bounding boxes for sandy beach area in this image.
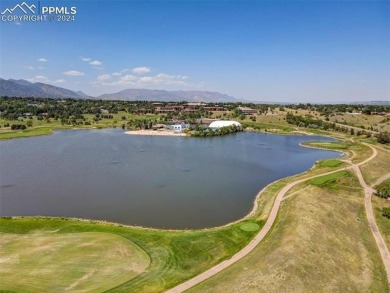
[125,130,188,137]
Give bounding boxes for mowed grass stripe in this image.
[0,232,150,293]
[0,218,260,292]
[308,170,349,186]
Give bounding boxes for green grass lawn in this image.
[0,112,160,140]
[302,141,350,150]
[318,159,344,168]
[242,121,294,132]
[0,127,53,140]
[308,170,349,187]
[0,217,261,292]
[0,231,150,292]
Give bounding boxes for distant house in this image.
[170,122,190,133]
[204,106,227,112]
[237,107,257,115]
[156,105,184,114]
[186,102,207,109]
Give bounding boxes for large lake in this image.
[0,129,340,229]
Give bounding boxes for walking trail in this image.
[166,143,390,292]
[353,144,390,284]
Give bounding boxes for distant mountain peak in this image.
[0,78,240,102]
[0,78,89,99]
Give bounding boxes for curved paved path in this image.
[166,142,390,292]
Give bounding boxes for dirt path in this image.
[351,144,390,284]
[166,142,390,292]
[372,173,390,188]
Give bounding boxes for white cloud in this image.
[81,57,91,62]
[25,65,34,70]
[37,58,47,62]
[132,66,151,75]
[112,72,122,76]
[90,60,102,66]
[27,76,66,85]
[63,70,85,76]
[27,75,49,83]
[97,74,111,81]
[52,79,66,84]
[118,74,138,84]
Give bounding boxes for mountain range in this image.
[0,78,239,102]
[0,79,88,99]
[1,78,388,104]
[97,88,238,102]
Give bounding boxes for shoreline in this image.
[125,129,188,137]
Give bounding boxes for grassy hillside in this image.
[360,147,390,185]
[189,171,388,293]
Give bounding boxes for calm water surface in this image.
[0,129,340,229]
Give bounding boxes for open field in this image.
[0,217,260,292]
[302,140,374,164]
[189,171,388,293]
[360,147,390,186]
[327,113,390,133]
[372,196,390,250]
[0,232,150,292]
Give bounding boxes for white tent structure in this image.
[209,120,241,128]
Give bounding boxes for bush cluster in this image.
[191,125,242,137]
[10,124,27,130]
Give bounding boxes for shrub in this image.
[374,181,390,199]
[377,132,390,144]
[10,124,27,130]
[382,207,390,219]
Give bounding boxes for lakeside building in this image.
[237,106,258,115]
[152,102,227,114]
[170,122,190,133]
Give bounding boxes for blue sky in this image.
[0,0,389,102]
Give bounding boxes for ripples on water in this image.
[0,129,339,229]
